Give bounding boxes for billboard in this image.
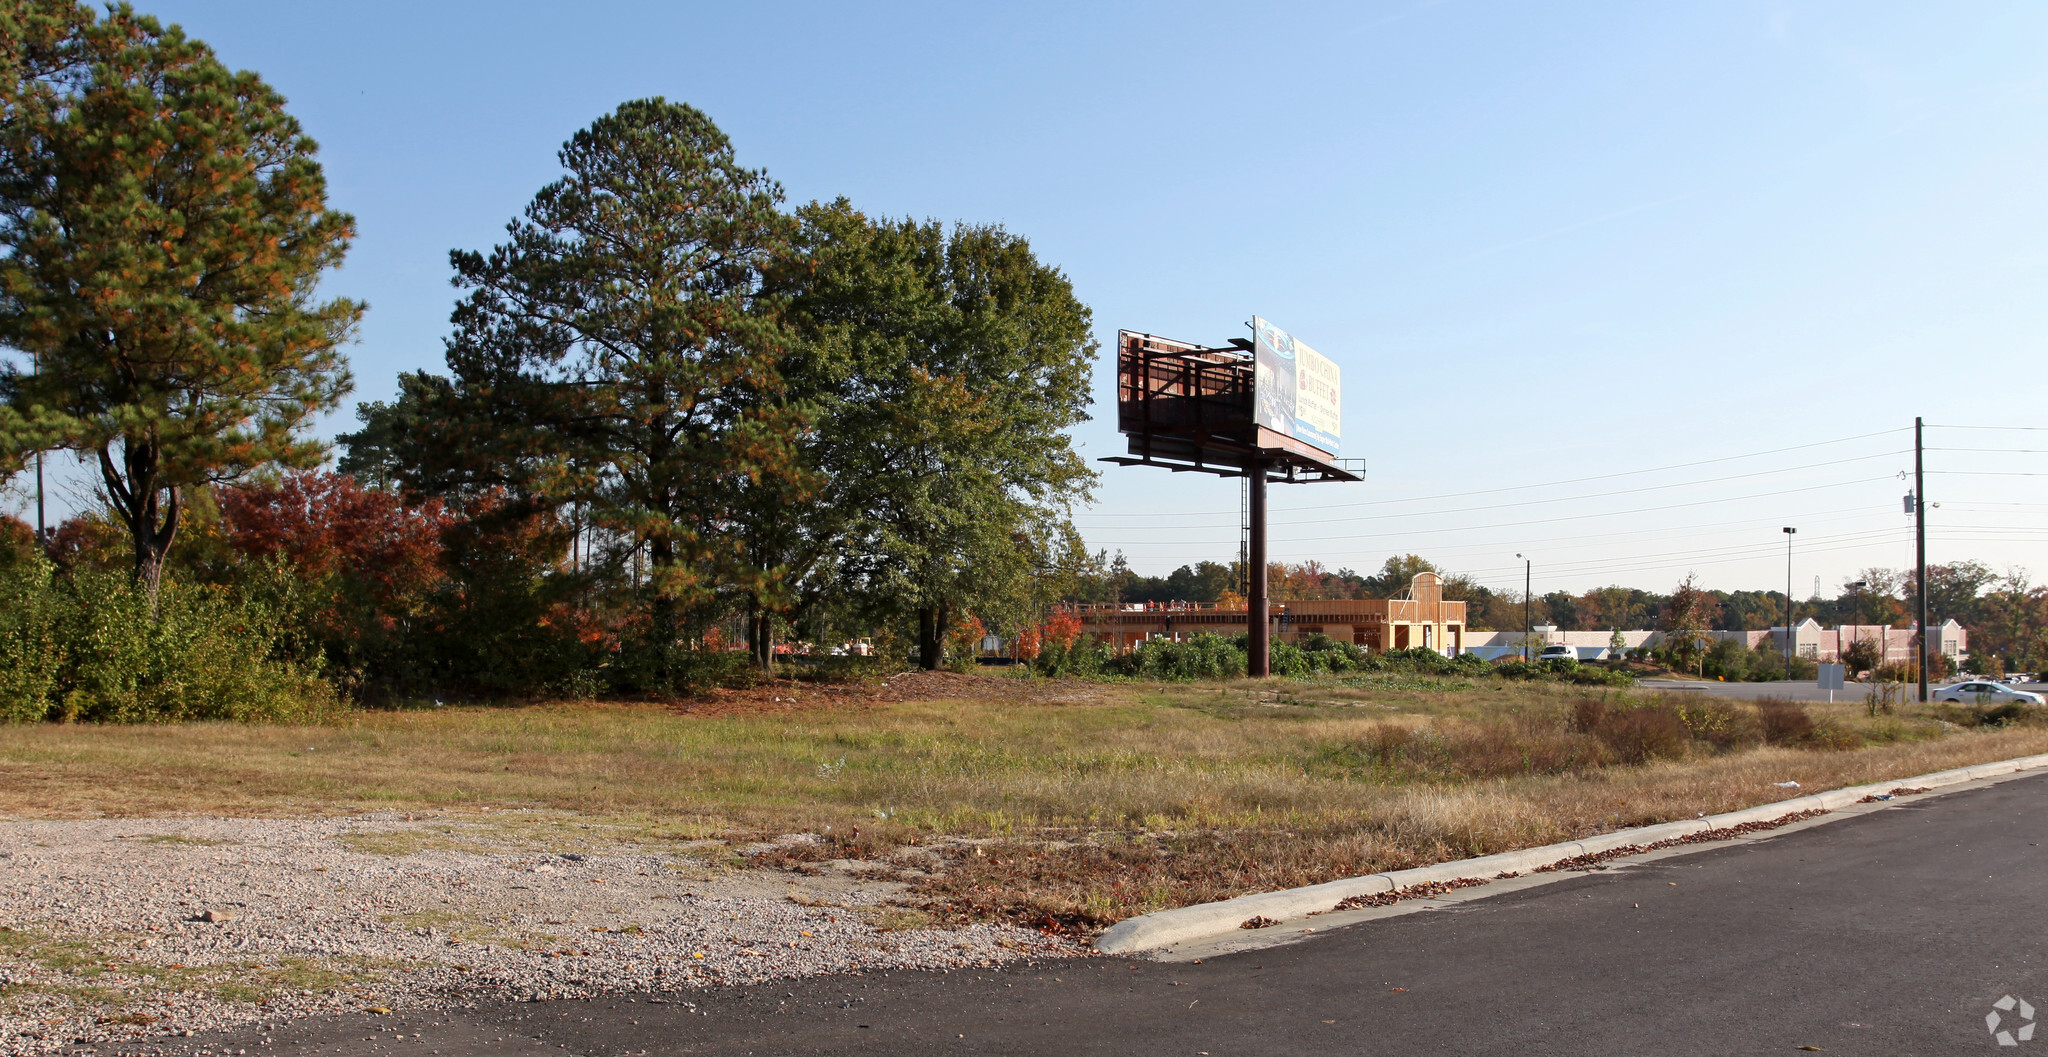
[1252,316,1341,457]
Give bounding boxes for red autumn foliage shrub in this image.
[218,473,596,697]
[43,511,128,573]
[218,471,452,616]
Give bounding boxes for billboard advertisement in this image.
[1252,316,1341,457]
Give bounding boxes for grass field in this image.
[2,670,2041,931]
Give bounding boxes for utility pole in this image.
[1517,553,1531,660]
[1915,416,1928,702]
[1246,461,1270,678]
[1782,527,1796,679]
[31,351,44,547]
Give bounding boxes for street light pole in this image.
[1783,527,1797,680]
[1915,416,1929,702]
[1516,553,1531,660]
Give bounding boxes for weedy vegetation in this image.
[1,672,2043,932]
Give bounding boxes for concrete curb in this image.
[1093,751,2048,954]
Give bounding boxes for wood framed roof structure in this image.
[1069,573,1466,655]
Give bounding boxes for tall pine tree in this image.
[412,99,799,684]
[0,3,359,595]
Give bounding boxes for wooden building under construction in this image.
[1067,573,1468,655]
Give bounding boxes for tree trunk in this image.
[647,536,680,679]
[748,602,774,673]
[98,443,180,611]
[917,603,950,671]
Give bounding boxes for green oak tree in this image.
[792,203,1095,669]
[0,3,358,596]
[1659,573,1718,674]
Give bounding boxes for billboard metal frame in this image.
[1106,330,1359,484]
[1104,326,1361,677]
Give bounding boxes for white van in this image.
[1537,644,1578,663]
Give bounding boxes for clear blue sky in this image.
[26,0,2048,600]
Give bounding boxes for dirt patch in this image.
[0,814,1082,1054]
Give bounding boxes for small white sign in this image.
[1817,663,1846,691]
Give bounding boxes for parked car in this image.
[1932,681,2046,705]
[1537,644,1578,663]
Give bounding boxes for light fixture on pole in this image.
[1516,553,1531,660]
[1782,527,1797,679]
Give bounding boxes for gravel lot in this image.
[0,813,1084,1055]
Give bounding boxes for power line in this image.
[1073,426,1910,518]
[1220,475,1900,545]
[1085,506,1889,553]
[1455,527,1909,580]
[1265,450,1908,528]
[1459,532,1916,590]
[1077,449,1909,534]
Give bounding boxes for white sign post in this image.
[1818,663,1846,703]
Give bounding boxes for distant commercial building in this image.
[1461,619,1964,664]
[1068,572,1468,654]
[1067,571,1965,667]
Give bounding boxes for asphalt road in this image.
[1644,678,1877,702]
[148,772,2048,1057]
[1646,678,2047,703]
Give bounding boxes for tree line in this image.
[0,4,1096,712]
[1081,553,2048,673]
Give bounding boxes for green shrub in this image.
[1491,659,1543,680]
[1490,657,1633,687]
[1564,665,1636,687]
[1267,639,1312,678]
[0,558,331,723]
[0,558,64,721]
[1119,634,1246,680]
[604,633,761,696]
[1296,633,1380,673]
[1033,634,1114,678]
[1674,700,1756,750]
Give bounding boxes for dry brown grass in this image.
[1,673,2043,930]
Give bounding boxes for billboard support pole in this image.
[1247,460,1270,678]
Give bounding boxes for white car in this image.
[1537,644,1578,663]
[1932,681,2046,705]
